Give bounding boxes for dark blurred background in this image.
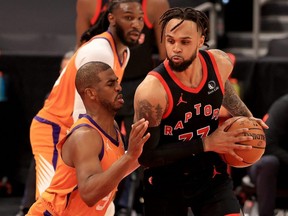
[0,0,76,196]
[1,0,288,198]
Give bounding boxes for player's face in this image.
[96,69,124,113]
[113,2,144,47]
[164,19,203,72]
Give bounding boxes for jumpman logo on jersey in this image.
[106,139,112,151]
[212,166,221,178]
[177,93,188,106]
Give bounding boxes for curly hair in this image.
[80,0,141,43]
[159,7,210,47]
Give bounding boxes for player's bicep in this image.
[134,76,167,127]
[75,40,114,69]
[70,128,104,188]
[209,49,233,84]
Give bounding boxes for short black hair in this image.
[76,61,111,95]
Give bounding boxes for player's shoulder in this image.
[208,49,234,68]
[75,38,114,68]
[71,122,102,143]
[206,49,234,81]
[142,73,163,88]
[77,37,112,55]
[135,73,166,103]
[146,0,170,19]
[208,49,232,63]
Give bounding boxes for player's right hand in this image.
[127,118,150,159]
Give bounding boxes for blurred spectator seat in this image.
[267,37,288,57]
[237,175,288,215]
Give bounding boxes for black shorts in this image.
[143,172,242,216]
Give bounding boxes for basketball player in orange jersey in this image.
[134,7,268,216]
[15,50,74,216]
[27,61,150,215]
[76,0,169,214]
[76,0,169,141]
[29,0,144,203]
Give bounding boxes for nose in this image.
[131,18,144,30]
[115,82,122,92]
[173,43,182,53]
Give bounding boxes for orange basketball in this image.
[221,116,266,168]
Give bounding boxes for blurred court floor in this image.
[0,196,21,216]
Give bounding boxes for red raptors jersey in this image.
[146,50,226,175]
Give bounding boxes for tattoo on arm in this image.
[135,99,164,126]
[222,81,253,117]
[211,49,233,65]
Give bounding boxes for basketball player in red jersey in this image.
[27,62,150,215]
[134,7,268,216]
[29,0,144,206]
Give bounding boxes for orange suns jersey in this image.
[36,115,125,215]
[89,0,155,81]
[37,31,129,128]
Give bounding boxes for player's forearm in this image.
[121,154,140,176]
[104,153,139,180]
[222,81,253,117]
[139,140,204,167]
[138,126,204,167]
[81,155,139,206]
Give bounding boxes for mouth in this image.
[129,31,140,41]
[171,56,183,63]
[116,94,124,104]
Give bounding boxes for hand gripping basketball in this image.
[221,116,266,168]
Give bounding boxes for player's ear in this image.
[85,88,97,99]
[108,12,116,26]
[198,35,205,48]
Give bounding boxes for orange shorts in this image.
[30,116,68,199]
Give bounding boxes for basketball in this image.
[221,116,266,168]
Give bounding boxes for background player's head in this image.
[80,0,144,47]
